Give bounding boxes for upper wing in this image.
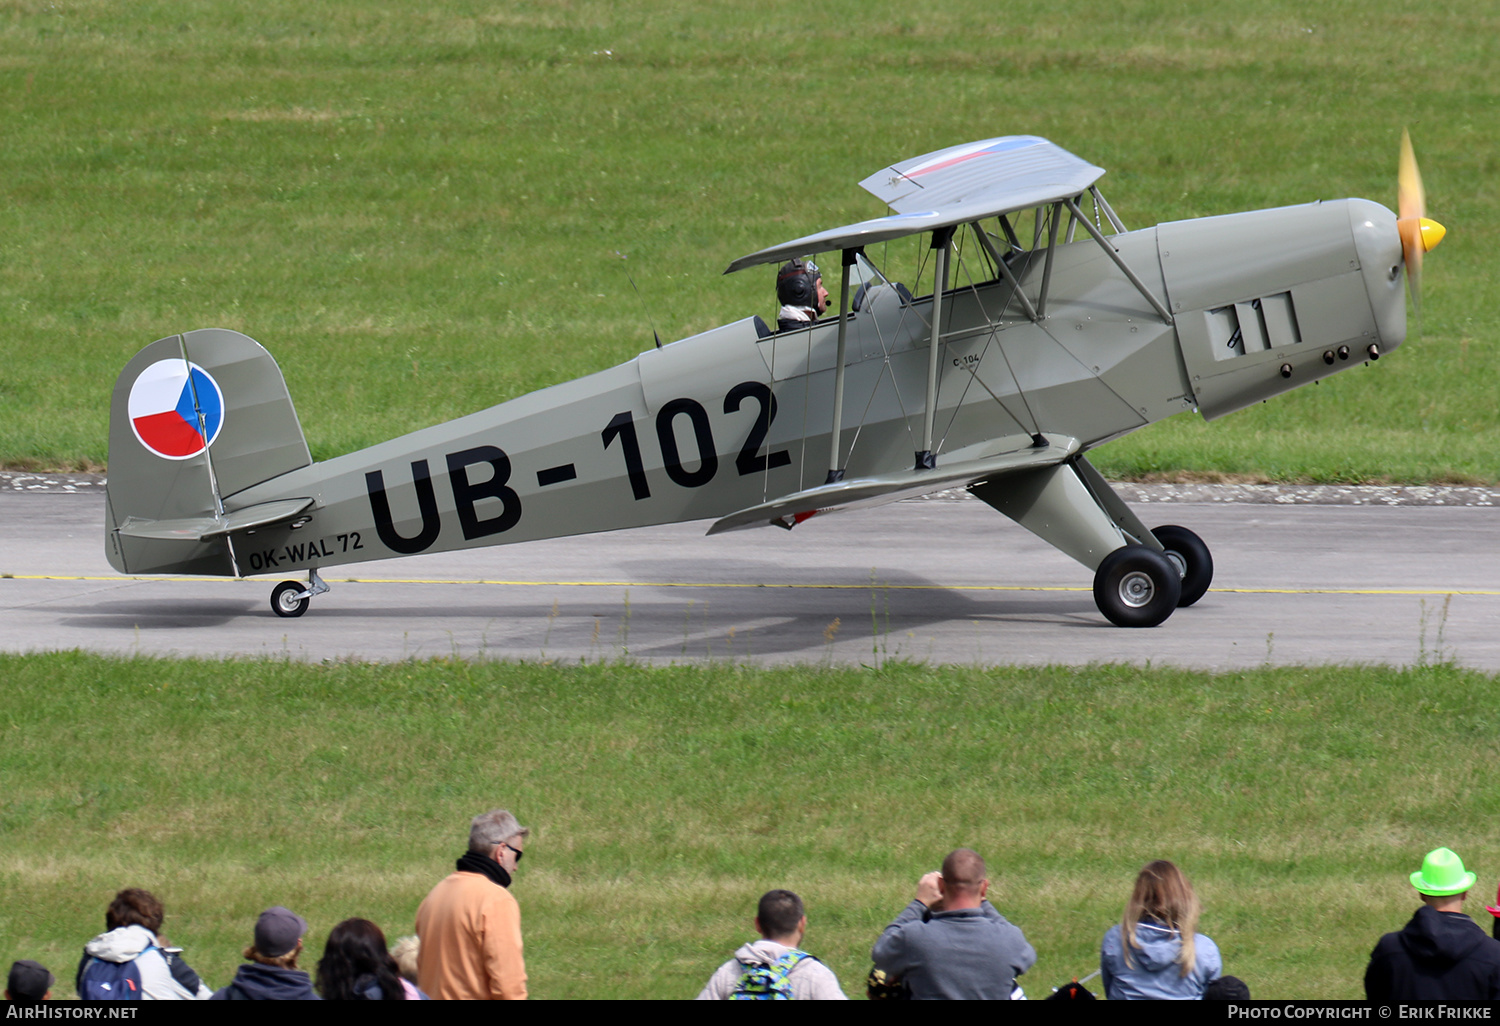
[724,136,1103,274]
[857,135,1103,214]
[706,433,1079,535]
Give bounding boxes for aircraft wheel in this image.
[271,580,310,618]
[1152,524,1214,607]
[1093,545,1182,628]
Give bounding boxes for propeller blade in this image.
[1398,128,1424,223]
[1395,128,1444,318]
[1397,129,1424,314]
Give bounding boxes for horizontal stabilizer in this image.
[706,435,1079,535]
[116,497,315,543]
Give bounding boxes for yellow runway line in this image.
[8,574,1500,597]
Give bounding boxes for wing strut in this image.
[825,246,861,484]
[1062,196,1172,323]
[970,223,1039,322]
[1036,204,1061,319]
[917,227,954,470]
[1090,185,1127,233]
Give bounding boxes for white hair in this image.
[468,809,529,854]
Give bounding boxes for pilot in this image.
[776,258,830,332]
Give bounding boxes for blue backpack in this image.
[78,948,153,1001]
[730,950,812,1000]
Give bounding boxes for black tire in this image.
[270,580,310,618]
[1152,524,1214,607]
[1093,545,1182,627]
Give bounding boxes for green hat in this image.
[1410,847,1476,896]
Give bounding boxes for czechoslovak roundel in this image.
[128,359,225,459]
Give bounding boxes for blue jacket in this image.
[1101,921,1221,1000]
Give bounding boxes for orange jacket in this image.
[415,871,527,1000]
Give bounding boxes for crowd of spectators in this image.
[9,809,533,1005]
[709,845,1500,1001]
[7,815,1498,1001]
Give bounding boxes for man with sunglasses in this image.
[415,809,530,999]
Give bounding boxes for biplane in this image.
[105,133,1444,626]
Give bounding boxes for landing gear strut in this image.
[270,570,330,618]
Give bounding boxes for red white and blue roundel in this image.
[128,359,225,460]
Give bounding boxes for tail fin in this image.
[105,329,312,575]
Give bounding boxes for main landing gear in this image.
[1152,524,1214,608]
[1090,525,1214,628]
[970,459,1217,629]
[270,570,330,618]
[1093,546,1180,628]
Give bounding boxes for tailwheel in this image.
[1093,545,1182,628]
[270,580,310,618]
[1152,524,1213,607]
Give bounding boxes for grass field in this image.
[3,653,1499,1000]
[1,0,1497,480]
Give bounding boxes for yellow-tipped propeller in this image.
[1397,128,1445,316]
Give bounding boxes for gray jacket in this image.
[872,900,1036,1000]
